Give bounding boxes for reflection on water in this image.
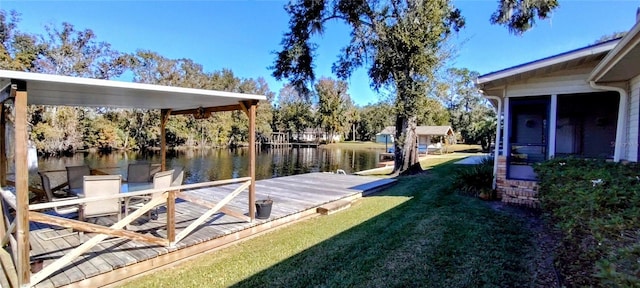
[35,147,384,184]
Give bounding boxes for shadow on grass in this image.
[230,162,536,287]
[454,148,484,153]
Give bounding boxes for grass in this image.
[356,152,480,175]
[321,142,483,154]
[321,141,387,149]
[123,160,536,288]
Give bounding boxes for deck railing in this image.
[0,177,252,287]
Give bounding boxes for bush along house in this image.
[477,13,640,207]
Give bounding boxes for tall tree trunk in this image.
[352,123,356,141]
[392,114,418,175]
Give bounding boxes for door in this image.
[508,97,549,180]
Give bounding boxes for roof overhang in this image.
[477,39,619,94]
[0,70,267,113]
[590,21,640,83]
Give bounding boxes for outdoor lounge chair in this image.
[125,169,174,226]
[66,165,91,193]
[127,163,152,183]
[36,172,80,240]
[79,175,122,224]
[172,167,184,187]
[39,172,78,215]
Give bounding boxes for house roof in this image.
[0,70,266,111]
[378,126,454,136]
[590,20,640,82]
[476,38,619,92]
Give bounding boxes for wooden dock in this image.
[27,173,395,287]
[290,142,318,148]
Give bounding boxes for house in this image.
[376,126,455,153]
[477,13,640,207]
[291,128,341,143]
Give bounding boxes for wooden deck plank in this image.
[26,173,395,287]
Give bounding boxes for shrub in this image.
[534,158,640,287]
[451,157,494,198]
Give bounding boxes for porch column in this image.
[589,81,628,162]
[13,80,30,286]
[485,95,503,189]
[614,92,628,162]
[548,94,557,159]
[503,97,510,160]
[248,103,256,221]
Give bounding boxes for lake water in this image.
[34,147,384,184]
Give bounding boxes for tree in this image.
[0,10,43,71]
[272,0,464,174]
[491,0,559,35]
[315,77,349,143]
[27,21,128,153]
[274,85,313,140]
[35,22,126,79]
[435,68,495,150]
[416,96,449,126]
[594,31,627,44]
[357,102,394,141]
[344,99,359,141]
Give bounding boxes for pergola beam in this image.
[170,104,242,116]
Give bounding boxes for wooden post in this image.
[0,105,6,187]
[160,109,175,242]
[160,109,171,171]
[166,190,175,243]
[0,171,6,254]
[248,102,256,221]
[13,81,30,287]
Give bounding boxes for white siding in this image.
[506,72,600,97]
[627,75,640,161]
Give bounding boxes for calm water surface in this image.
[35,147,384,184]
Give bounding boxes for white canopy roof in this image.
[0,70,266,111]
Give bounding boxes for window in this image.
[555,92,618,159]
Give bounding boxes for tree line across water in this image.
[0,9,495,156]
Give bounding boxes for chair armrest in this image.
[128,195,152,201]
[52,196,78,202]
[124,195,152,210]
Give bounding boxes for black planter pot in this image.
[255,199,273,219]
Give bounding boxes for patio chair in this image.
[36,172,79,240]
[125,169,174,226]
[172,167,184,187]
[66,165,91,194]
[79,175,122,225]
[150,164,162,179]
[39,172,79,215]
[127,163,152,183]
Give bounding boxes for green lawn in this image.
[321,141,483,154]
[123,160,540,288]
[321,141,387,149]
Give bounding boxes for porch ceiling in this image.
[0,70,266,110]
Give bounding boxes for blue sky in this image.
[1,0,638,105]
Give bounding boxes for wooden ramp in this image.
[27,173,395,288]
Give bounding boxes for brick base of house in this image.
[496,156,540,208]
